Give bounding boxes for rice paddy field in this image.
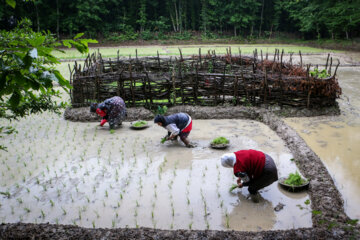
[2,45,359,231]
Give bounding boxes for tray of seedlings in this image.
[279,171,309,192]
[130,120,149,130]
[210,137,230,149]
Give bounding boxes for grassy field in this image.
[54,44,342,60]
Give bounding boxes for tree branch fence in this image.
[69,49,341,109]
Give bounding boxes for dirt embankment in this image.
[1,105,358,239]
[63,105,340,122]
[0,223,355,240]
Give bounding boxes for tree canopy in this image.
[1,0,359,40]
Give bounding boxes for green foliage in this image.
[284,171,307,186]
[3,0,360,40]
[0,18,96,150]
[346,219,359,226]
[312,210,322,215]
[161,137,167,144]
[172,31,192,41]
[133,120,147,127]
[310,68,330,79]
[211,137,229,145]
[156,105,168,115]
[229,184,238,192]
[141,30,153,41]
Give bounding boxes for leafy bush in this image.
[172,31,192,40]
[141,30,153,40]
[201,31,218,40]
[211,137,229,145]
[156,106,168,115]
[310,68,330,78]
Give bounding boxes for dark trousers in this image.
[248,154,278,194]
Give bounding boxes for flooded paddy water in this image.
[0,115,312,231]
[285,63,360,220]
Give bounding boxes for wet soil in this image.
[2,106,357,239]
[0,223,356,240]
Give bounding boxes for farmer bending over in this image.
[90,96,127,129]
[154,112,194,148]
[221,149,278,203]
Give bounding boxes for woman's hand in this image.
[237,178,243,188]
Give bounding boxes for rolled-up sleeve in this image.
[166,124,180,137]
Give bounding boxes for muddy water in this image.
[0,116,311,231]
[285,63,360,220]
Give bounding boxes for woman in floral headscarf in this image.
[90,96,127,129]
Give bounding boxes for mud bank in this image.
[0,223,357,240]
[63,105,340,122]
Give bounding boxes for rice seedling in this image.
[112,219,116,228]
[206,220,210,229]
[24,207,31,213]
[94,210,100,218]
[11,206,14,215]
[61,207,67,215]
[17,198,23,204]
[34,196,40,202]
[92,221,96,228]
[188,222,193,230]
[50,200,55,207]
[41,209,45,219]
[225,210,230,228]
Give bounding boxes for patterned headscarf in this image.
[221,153,236,168]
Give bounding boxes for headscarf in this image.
[221,153,236,168]
[96,108,106,117]
[154,114,166,125]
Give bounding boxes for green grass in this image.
[53,44,342,60]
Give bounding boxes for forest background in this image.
[1,0,360,48]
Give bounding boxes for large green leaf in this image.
[74,33,84,39]
[6,0,16,8]
[53,70,71,89]
[9,91,21,107]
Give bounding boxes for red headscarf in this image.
[96,108,106,117]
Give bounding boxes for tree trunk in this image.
[174,1,179,32]
[346,30,349,40]
[56,0,59,39]
[269,23,273,39]
[178,0,182,33]
[170,13,177,32]
[34,2,40,32]
[234,26,237,37]
[259,0,264,38]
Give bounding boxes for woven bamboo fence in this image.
[69,48,341,109]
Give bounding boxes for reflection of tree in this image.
[225,193,276,231]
